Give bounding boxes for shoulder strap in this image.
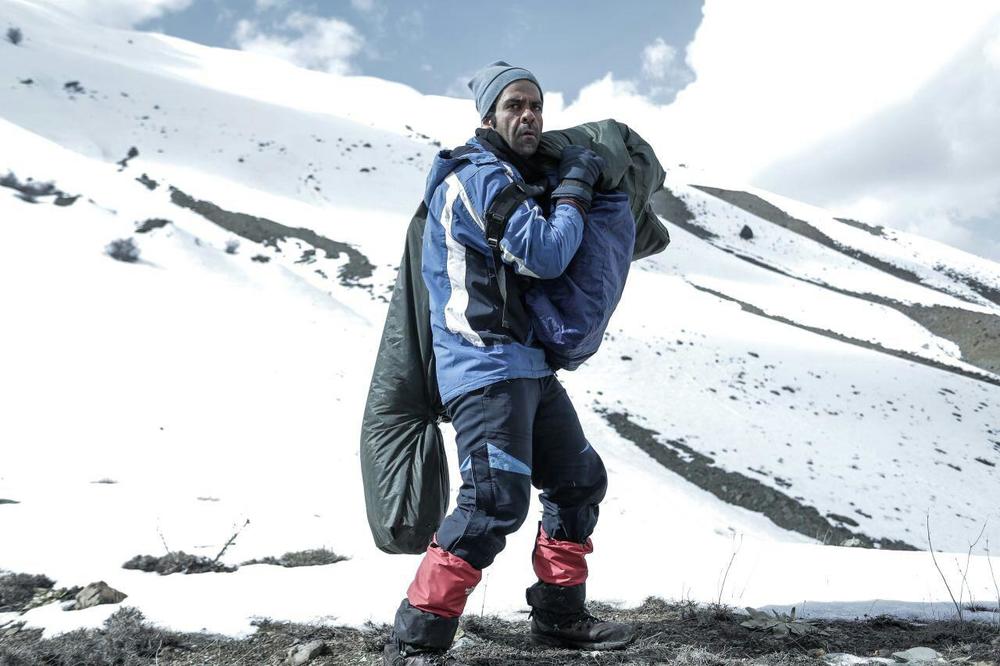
[484,180,547,335]
[449,145,476,160]
[484,180,547,250]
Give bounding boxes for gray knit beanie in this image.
[467,60,542,119]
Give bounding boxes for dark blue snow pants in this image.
[435,375,608,570]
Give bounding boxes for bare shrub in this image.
[105,238,140,263]
[242,548,348,568]
[1,171,57,202]
[122,552,235,575]
[134,218,170,233]
[0,572,54,612]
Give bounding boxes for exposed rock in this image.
[116,146,139,171]
[689,283,1000,388]
[740,224,754,240]
[835,216,885,237]
[649,187,717,241]
[891,646,944,663]
[824,653,894,665]
[601,409,918,551]
[1,172,61,203]
[169,186,374,289]
[135,218,171,233]
[827,512,860,527]
[70,581,127,610]
[2,172,82,208]
[136,173,159,190]
[285,640,327,665]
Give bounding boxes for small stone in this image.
[739,224,754,240]
[70,581,127,610]
[824,654,894,665]
[891,646,943,663]
[285,640,327,665]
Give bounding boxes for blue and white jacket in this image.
[422,137,585,404]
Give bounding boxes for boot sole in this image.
[529,632,634,651]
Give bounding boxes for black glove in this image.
[551,145,606,213]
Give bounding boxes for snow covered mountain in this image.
[1,0,998,637]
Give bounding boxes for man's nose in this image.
[520,108,537,125]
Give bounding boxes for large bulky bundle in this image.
[525,190,636,370]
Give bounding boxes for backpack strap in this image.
[449,145,477,160]
[484,180,547,333]
[484,180,547,249]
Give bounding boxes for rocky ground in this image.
[2,597,998,665]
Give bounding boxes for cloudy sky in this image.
[49,0,1000,262]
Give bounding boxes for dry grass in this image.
[0,573,54,613]
[241,548,349,568]
[121,552,236,576]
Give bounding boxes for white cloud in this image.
[556,1,1000,260]
[667,2,999,181]
[49,0,192,28]
[350,0,377,12]
[254,0,289,10]
[986,26,1000,68]
[753,17,1000,261]
[578,37,692,106]
[641,38,678,81]
[233,12,363,75]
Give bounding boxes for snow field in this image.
[1,0,999,639]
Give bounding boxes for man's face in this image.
[484,79,543,157]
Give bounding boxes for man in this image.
[384,61,634,666]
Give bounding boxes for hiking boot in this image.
[384,600,464,665]
[526,581,635,650]
[382,640,467,665]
